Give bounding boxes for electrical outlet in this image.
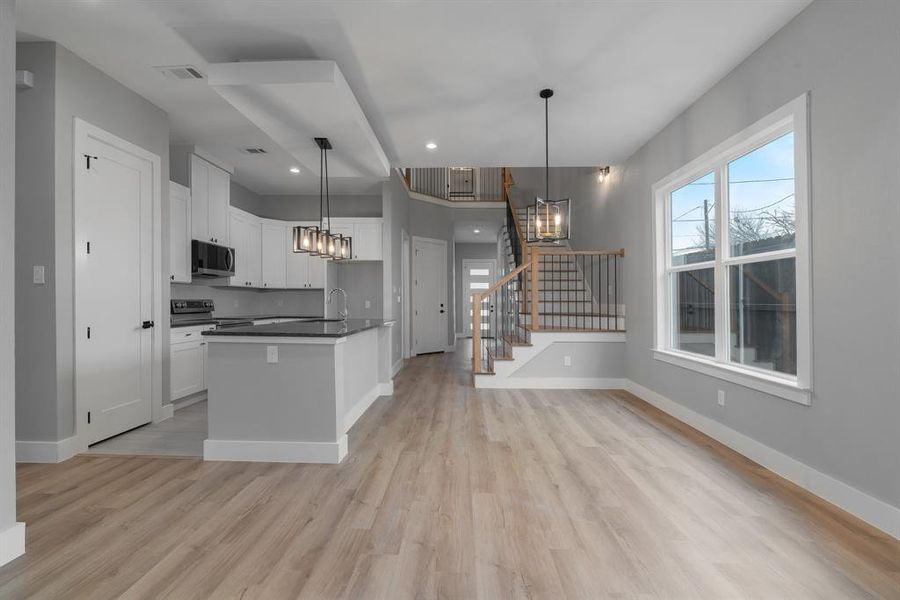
[717,390,726,407]
[32,265,45,285]
[365,300,371,309]
[267,346,278,364]
[563,355,572,367]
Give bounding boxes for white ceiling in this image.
[16,0,811,195]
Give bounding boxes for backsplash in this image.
[170,283,324,318]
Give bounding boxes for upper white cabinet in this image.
[327,218,383,261]
[169,182,191,283]
[261,220,286,289]
[190,154,230,245]
[228,208,261,288]
[352,221,383,261]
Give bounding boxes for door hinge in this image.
[87,326,91,339]
[84,154,98,170]
[87,411,91,424]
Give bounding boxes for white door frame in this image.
[411,235,448,355]
[461,258,497,337]
[401,230,411,360]
[72,118,163,453]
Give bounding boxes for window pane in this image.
[728,132,795,257]
[469,268,490,276]
[729,258,796,375]
[673,267,715,356]
[470,282,489,290]
[671,172,716,266]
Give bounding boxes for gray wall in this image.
[15,43,57,442]
[335,263,383,320]
[511,342,625,379]
[1,0,19,553]
[15,42,171,443]
[571,1,900,510]
[255,194,382,220]
[170,283,325,319]
[454,243,498,333]
[230,180,263,215]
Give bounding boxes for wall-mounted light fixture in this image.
[597,166,610,183]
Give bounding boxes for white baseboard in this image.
[392,358,404,377]
[16,436,79,463]
[475,376,628,390]
[624,380,900,541]
[377,382,394,396]
[173,393,207,412]
[0,522,25,567]
[157,403,174,422]
[204,436,348,464]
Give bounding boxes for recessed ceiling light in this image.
[425,142,437,150]
[473,229,481,234]
[289,167,300,174]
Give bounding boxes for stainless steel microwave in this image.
[191,240,235,278]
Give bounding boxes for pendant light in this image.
[525,88,570,243]
[293,137,351,260]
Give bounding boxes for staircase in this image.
[473,187,626,378]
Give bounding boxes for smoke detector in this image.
[154,65,205,81]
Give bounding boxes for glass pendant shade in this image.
[293,225,319,254]
[339,235,352,260]
[525,197,570,242]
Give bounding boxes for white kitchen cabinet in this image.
[327,218,383,261]
[261,221,287,288]
[170,326,212,401]
[352,221,383,260]
[285,222,328,288]
[169,181,191,283]
[229,208,262,288]
[190,154,230,245]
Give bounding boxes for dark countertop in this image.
[170,315,322,329]
[202,318,393,338]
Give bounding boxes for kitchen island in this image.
[202,319,395,463]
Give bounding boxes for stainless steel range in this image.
[170,299,253,329]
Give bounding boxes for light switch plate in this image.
[717,390,726,407]
[563,355,572,367]
[267,346,278,364]
[32,266,45,285]
[365,300,371,309]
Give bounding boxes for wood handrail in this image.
[472,260,532,373]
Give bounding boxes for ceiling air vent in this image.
[154,65,205,81]
[242,148,268,155]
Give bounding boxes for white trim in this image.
[72,118,163,450]
[204,437,348,464]
[0,523,25,567]
[158,402,174,421]
[476,376,627,390]
[651,94,811,396]
[624,381,900,541]
[392,358,404,376]
[173,393,206,412]
[408,189,505,210]
[342,384,388,433]
[653,349,810,405]
[16,436,79,463]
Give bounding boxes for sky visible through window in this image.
[671,132,795,261]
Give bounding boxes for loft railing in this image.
[405,167,505,202]
[472,247,625,374]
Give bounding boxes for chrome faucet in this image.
[328,288,350,321]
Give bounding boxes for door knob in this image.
[142,320,155,329]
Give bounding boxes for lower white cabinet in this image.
[170,326,212,401]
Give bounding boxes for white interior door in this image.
[75,124,154,445]
[462,259,496,336]
[413,237,448,354]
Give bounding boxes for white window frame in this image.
[651,94,812,406]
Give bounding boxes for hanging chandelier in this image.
[293,137,351,260]
[525,88,570,243]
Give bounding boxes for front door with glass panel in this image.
[462,260,496,336]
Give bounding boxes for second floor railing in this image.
[405,167,506,202]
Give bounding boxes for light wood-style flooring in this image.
[86,400,207,458]
[1,347,898,599]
